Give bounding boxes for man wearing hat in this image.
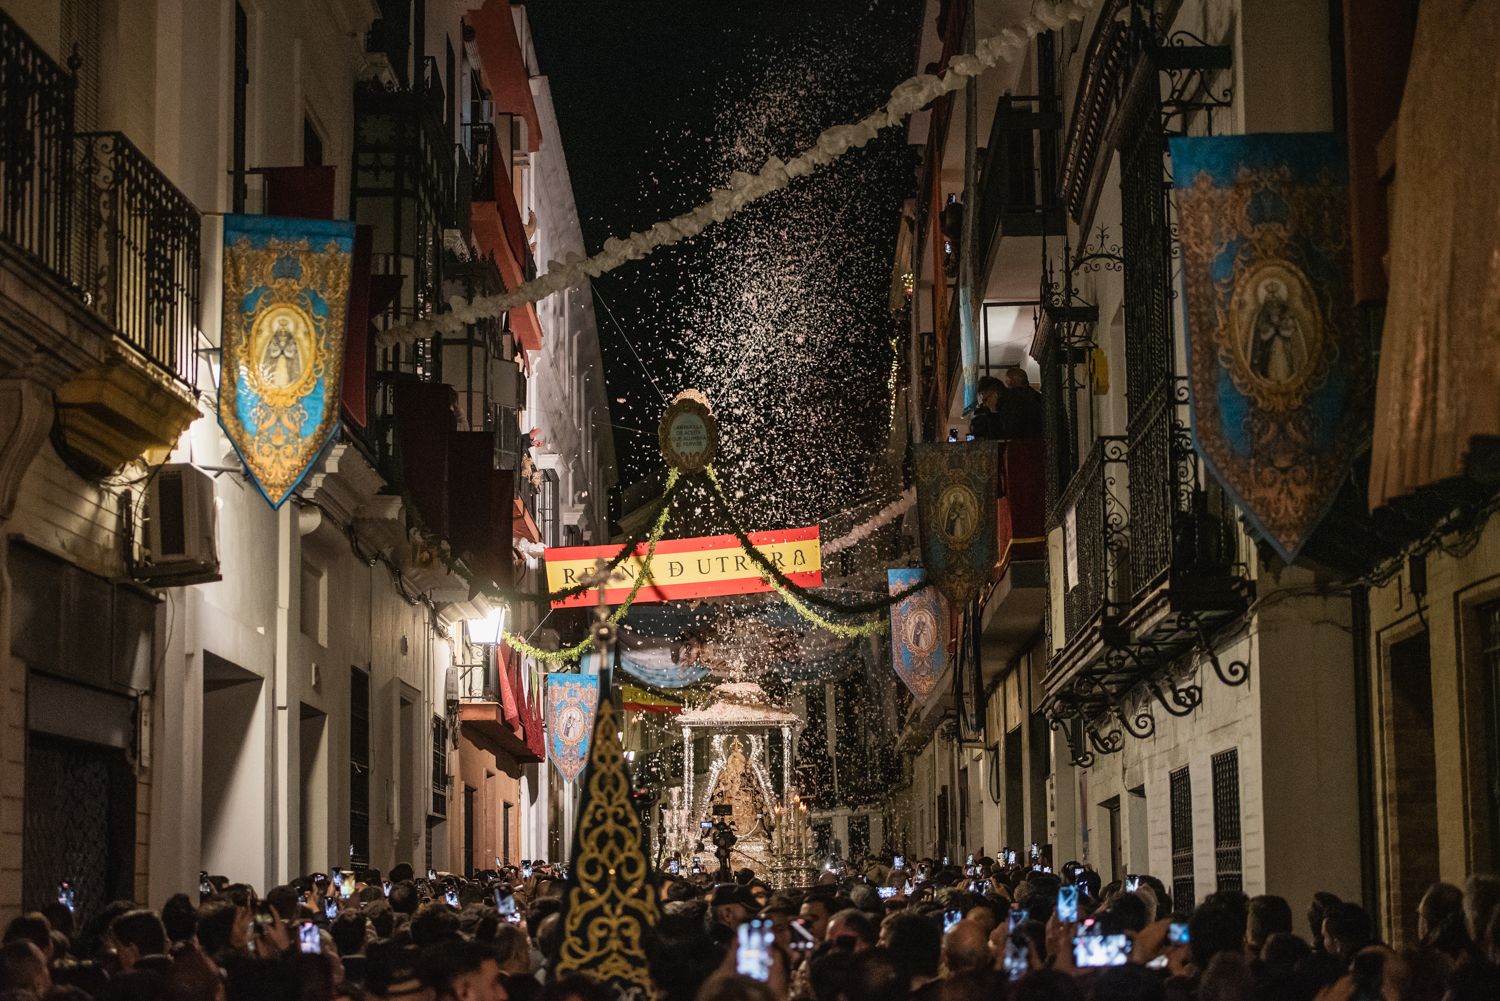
[710,883,758,931]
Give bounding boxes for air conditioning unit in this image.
[139,464,221,586]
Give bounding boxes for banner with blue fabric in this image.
[547,672,600,785]
[220,215,355,508]
[1170,133,1367,562]
[913,441,998,605]
[888,568,945,702]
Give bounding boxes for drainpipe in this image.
[1350,586,1379,923]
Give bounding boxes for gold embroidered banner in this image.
[220,215,355,508]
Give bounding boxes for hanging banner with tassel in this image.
[546,673,600,785]
[913,441,999,605]
[219,214,354,508]
[1171,133,1366,562]
[888,568,946,702]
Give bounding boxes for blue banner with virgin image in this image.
[1171,133,1368,562]
[219,215,354,508]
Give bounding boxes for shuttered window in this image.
[1169,766,1194,906]
[1211,749,1242,891]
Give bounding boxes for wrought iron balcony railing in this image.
[1123,378,1241,604]
[0,12,200,390]
[73,132,200,388]
[0,8,73,280]
[466,122,498,203]
[1056,435,1127,644]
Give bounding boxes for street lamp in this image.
[466,606,508,646]
[462,606,508,700]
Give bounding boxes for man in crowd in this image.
[7,854,1500,1001]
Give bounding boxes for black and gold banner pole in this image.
[554,563,659,1000]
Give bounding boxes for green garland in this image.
[699,466,928,613]
[503,475,678,665]
[767,574,891,639]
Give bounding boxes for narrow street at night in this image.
[0,1,1496,1000]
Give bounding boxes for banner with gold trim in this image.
[546,672,600,785]
[220,215,355,508]
[888,568,945,702]
[913,441,999,605]
[1171,134,1367,562]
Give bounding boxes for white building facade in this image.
[0,0,611,922]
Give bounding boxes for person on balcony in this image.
[997,367,1043,439]
[969,376,1006,440]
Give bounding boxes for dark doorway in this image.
[22,733,135,924]
[1387,630,1438,944]
[1102,795,1123,884]
[463,786,476,877]
[1004,726,1024,851]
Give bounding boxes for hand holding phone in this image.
[298,921,321,954]
[444,887,459,908]
[735,919,773,981]
[943,910,964,933]
[1168,921,1190,946]
[877,885,897,899]
[1057,884,1079,923]
[323,897,338,920]
[1125,874,1142,892]
[667,859,680,875]
[1074,933,1131,967]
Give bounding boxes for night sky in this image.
[529,0,923,529]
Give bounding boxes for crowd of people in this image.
[2,852,1499,1001]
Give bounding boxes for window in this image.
[1211,749,1243,891]
[502,801,512,864]
[1169,766,1194,907]
[431,715,448,817]
[538,469,560,547]
[349,668,371,867]
[233,3,249,213]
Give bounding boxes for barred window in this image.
[1211,749,1242,891]
[1169,766,1194,907]
[432,715,449,817]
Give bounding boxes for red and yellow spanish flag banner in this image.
[544,526,822,609]
[620,684,684,715]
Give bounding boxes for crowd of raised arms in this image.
[2,852,1499,1001]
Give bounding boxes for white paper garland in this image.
[376,0,1095,350]
[822,488,916,556]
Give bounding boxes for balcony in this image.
[979,439,1049,683]
[353,56,451,330]
[1046,436,1128,677]
[463,120,542,351]
[1041,391,1254,765]
[979,93,1065,301]
[456,651,542,765]
[0,10,199,472]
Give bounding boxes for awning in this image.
[466,0,542,153]
[512,500,541,543]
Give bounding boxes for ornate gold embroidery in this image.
[556,699,658,1000]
